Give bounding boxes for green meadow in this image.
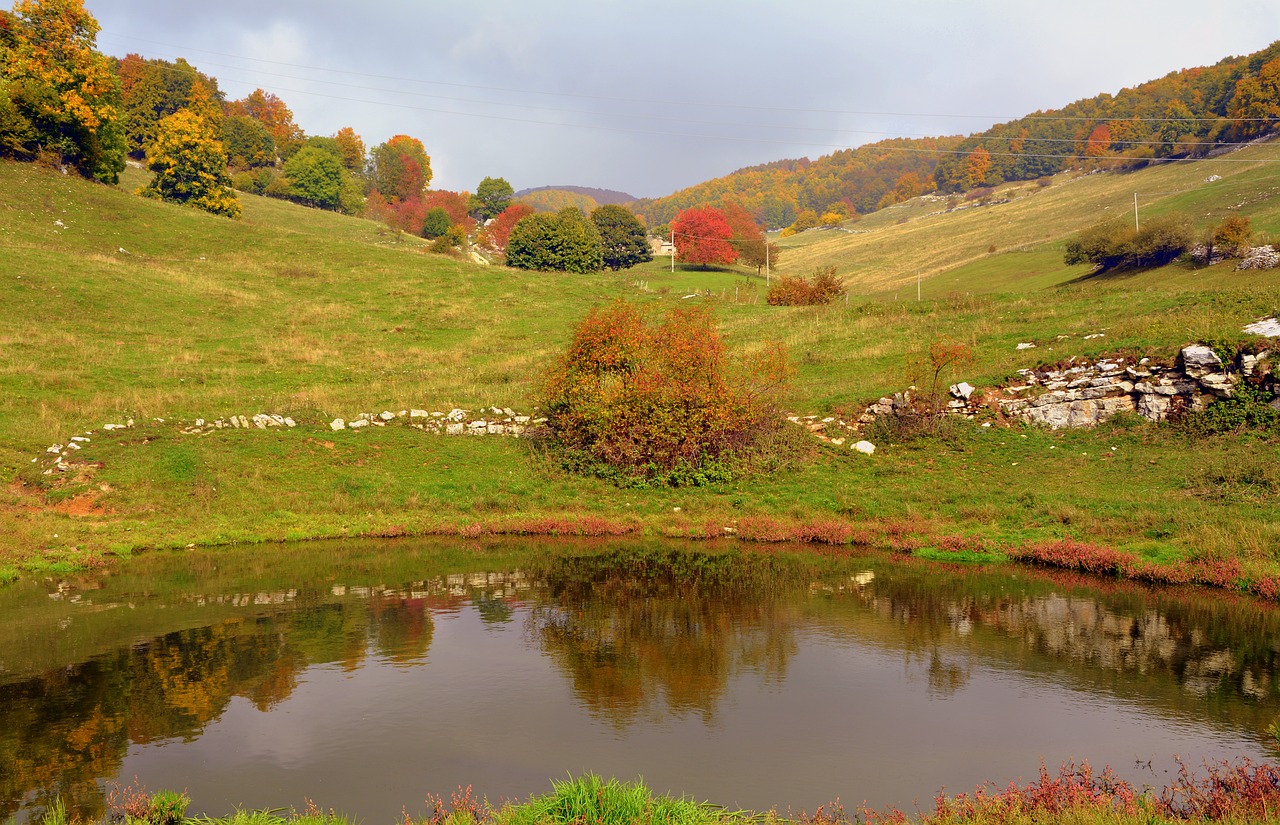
[1,154,1278,585]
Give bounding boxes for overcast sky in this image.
[88,1,1279,199]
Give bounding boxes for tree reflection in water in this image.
[526,549,804,726]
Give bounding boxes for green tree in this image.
[591,204,651,271]
[141,109,241,218]
[421,207,452,239]
[470,175,514,221]
[0,0,125,182]
[118,54,220,159]
[219,114,275,169]
[506,208,603,273]
[282,145,343,210]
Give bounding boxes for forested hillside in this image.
[636,39,1280,229]
[634,136,963,229]
[931,39,1280,191]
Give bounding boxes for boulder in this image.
[330,419,345,431]
[1181,345,1223,378]
[854,440,876,455]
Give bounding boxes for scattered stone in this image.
[410,409,429,419]
[330,419,346,431]
[446,422,464,435]
[854,440,876,455]
[950,382,975,400]
[1016,342,1036,350]
[379,411,395,421]
[284,418,296,427]
[348,419,369,429]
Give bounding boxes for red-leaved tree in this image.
[671,206,738,267]
[487,203,535,251]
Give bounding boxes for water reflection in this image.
[527,550,798,725]
[0,541,1277,823]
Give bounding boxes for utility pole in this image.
[670,232,675,273]
[1134,193,1140,232]
[765,235,770,282]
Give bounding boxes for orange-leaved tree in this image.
[0,0,124,181]
[227,89,304,157]
[540,300,791,486]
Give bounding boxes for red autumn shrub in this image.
[540,300,792,486]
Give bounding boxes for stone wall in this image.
[858,341,1276,431]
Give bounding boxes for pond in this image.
[2,538,1278,823]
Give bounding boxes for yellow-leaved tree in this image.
[142,109,241,218]
[0,0,125,182]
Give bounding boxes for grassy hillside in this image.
[1,158,1278,588]
[776,139,1280,295]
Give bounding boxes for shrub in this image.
[540,300,791,486]
[1063,216,1191,271]
[767,266,845,306]
[1208,215,1253,258]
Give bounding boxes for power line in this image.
[97,31,1280,124]
[113,53,1272,150]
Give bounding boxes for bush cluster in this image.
[539,300,791,486]
[1063,216,1192,271]
[766,266,846,306]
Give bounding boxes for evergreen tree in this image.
[591,204,651,271]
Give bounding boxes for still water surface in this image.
[2,539,1278,822]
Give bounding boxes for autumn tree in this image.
[0,0,125,182]
[591,204,651,271]
[1227,56,1280,140]
[470,175,514,221]
[141,109,240,218]
[506,208,603,273]
[671,206,738,267]
[332,126,365,172]
[367,134,432,201]
[722,201,774,276]
[964,146,993,189]
[228,89,304,157]
[487,202,534,252]
[421,189,471,227]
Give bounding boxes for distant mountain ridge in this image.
[512,185,637,212]
[515,185,637,206]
